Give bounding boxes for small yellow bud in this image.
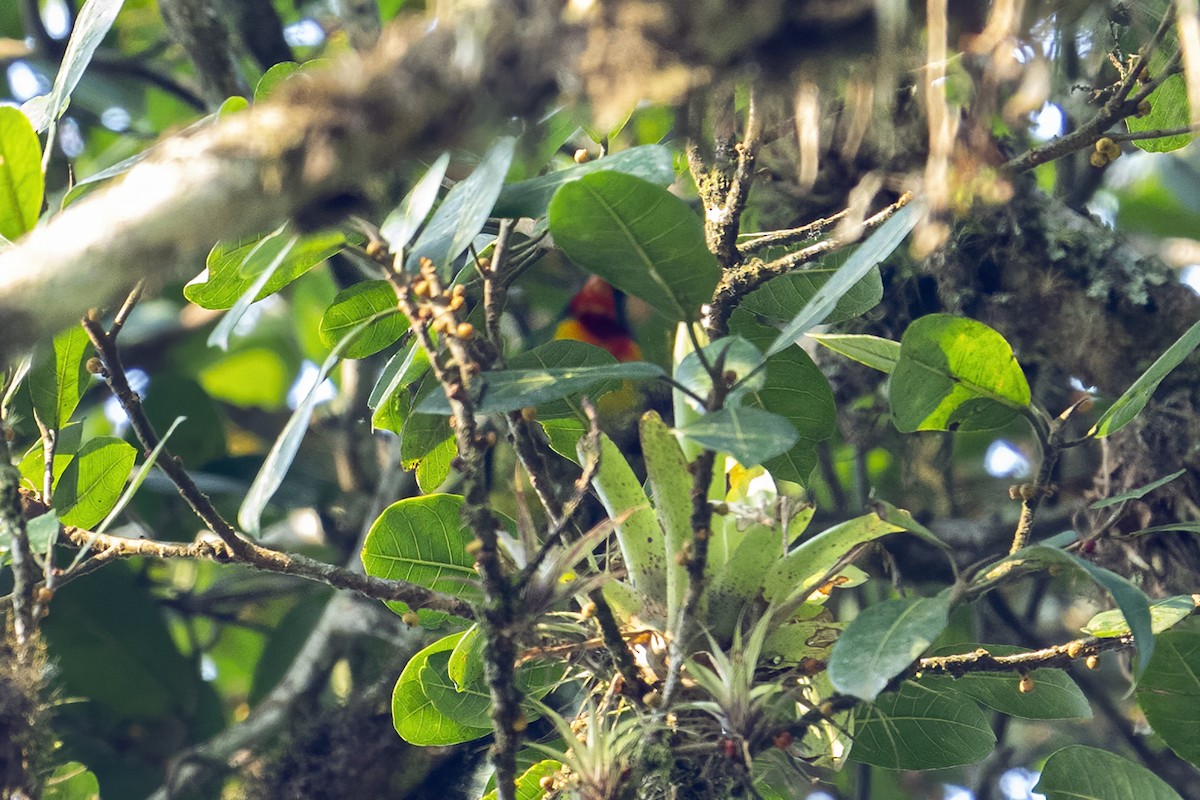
[1066,641,1083,659]
[1018,674,1035,694]
[573,148,591,164]
[1086,654,1100,670]
[1089,150,1109,168]
[456,322,476,340]
[85,357,104,375]
[401,611,421,626]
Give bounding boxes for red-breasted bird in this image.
[554,276,642,363]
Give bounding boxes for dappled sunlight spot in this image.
[42,0,72,40]
[59,116,84,157]
[200,653,218,682]
[985,439,1031,479]
[1069,375,1097,394]
[1180,264,1200,295]
[103,368,149,434]
[100,106,131,132]
[284,18,326,48]
[7,61,48,102]
[1030,102,1063,142]
[999,767,1043,800]
[944,785,974,800]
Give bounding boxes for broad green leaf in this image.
[318,280,407,358]
[762,618,844,664]
[808,333,901,373]
[588,431,667,603]
[735,259,883,327]
[406,137,515,272]
[185,229,346,310]
[640,411,692,626]
[401,379,453,470]
[733,320,836,484]
[21,0,125,132]
[43,761,100,800]
[850,680,995,768]
[254,61,301,101]
[0,106,43,239]
[1084,595,1197,638]
[764,202,922,361]
[447,624,485,691]
[1092,318,1200,437]
[1137,631,1200,768]
[416,435,456,493]
[548,172,720,320]
[92,417,185,536]
[18,422,81,493]
[976,545,1154,676]
[1127,74,1195,153]
[361,493,479,623]
[506,339,621,420]
[380,152,451,252]
[208,232,300,351]
[369,338,431,410]
[674,337,765,405]
[763,513,906,604]
[889,314,1031,433]
[494,144,674,218]
[1089,468,1186,508]
[28,326,92,428]
[393,633,492,745]
[16,511,60,560]
[481,760,562,800]
[539,417,588,464]
[678,406,799,468]
[921,644,1091,720]
[1034,746,1183,800]
[415,362,666,415]
[218,96,249,116]
[829,594,951,701]
[53,436,137,529]
[197,347,291,410]
[238,313,389,535]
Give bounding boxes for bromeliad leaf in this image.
[1091,318,1200,438]
[406,137,515,273]
[889,314,1031,433]
[678,406,799,468]
[318,280,407,359]
[1034,746,1183,800]
[828,594,951,701]
[548,172,720,320]
[415,362,666,415]
[0,106,44,239]
[493,144,674,218]
[850,680,995,768]
[763,201,922,361]
[53,436,137,529]
[380,152,451,252]
[808,333,901,374]
[361,493,480,624]
[640,411,692,625]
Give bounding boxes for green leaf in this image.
[763,513,906,605]
[416,436,456,493]
[640,411,693,626]
[447,624,486,691]
[53,436,137,529]
[548,172,720,320]
[1091,318,1200,437]
[361,493,479,623]
[393,633,492,745]
[1034,746,1183,800]
[380,152,451,252]
[706,524,785,639]
[254,61,301,101]
[18,422,81,493]
[415,362,666,415]
[733,321,836,484]
[921,644,1092,720]
[539,417,588,464]
[0,106,44,239]
[588,431,667,603]
[674,337,765,405]
[407,137,515,272]
[207,231,301,350]
[369,338,431,411]
[494,144,674,218]
[43,762,100,800]
[889,314,1031,433]
[506,340,621,420]
[678,406,799,468]
[401,380,453,471]
[850,680,995,769]
[318,280,407,358]
[764,202,922,361]
[481,760,562,800]
[976,545,1154,677]
[185,229,346,310]
[1089,468,1186,508]
[197,347,291,410]
[23,511,60,558]
[829,595,951,701]
[20,0,124,132]
[1131,522,1200,536]
[1126,74,1195,153]
[1137,631,1200,769]
[1084,595,1197,638]
[736,258,883,327]
[28,326,92,428]
[808,333,901,373]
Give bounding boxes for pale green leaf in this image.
[1091,318,1200,437]
[829,594,951,701]
[0,106,44,239]
[850,680,995,768]
[1034,746,1183,800]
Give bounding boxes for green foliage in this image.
[0,106,44,239]
[318,280,408,358]
[1035,746,1184,799]
[828,595,951,701]
[1091,318,1200,437]
[850,680,996,769]
[1136,631,1200,768]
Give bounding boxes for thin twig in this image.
[737,207,851,257]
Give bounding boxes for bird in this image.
[553,276,642,363]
